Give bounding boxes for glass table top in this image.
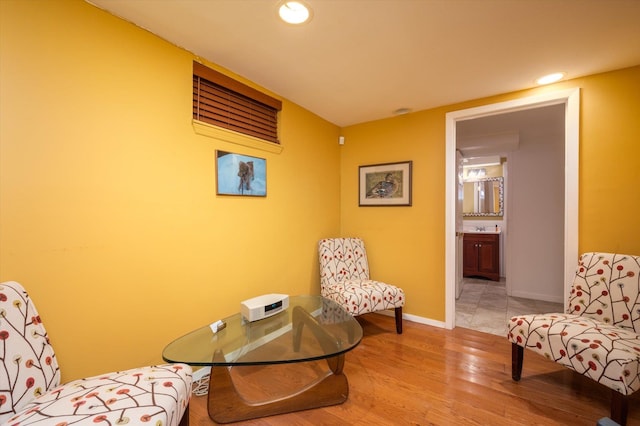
[162,295,363,366]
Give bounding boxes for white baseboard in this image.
[509,290,564,304]
[371,309,447,329]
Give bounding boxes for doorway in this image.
[444,88,580,329]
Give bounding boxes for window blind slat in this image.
[196,81,276,117]
[194,102,278,141]
[195,110,277,140]
[195,103,277,134]
[193,63,281,144]
[195,102,277,133]
[195,85,277,128]
[193,62,281,110]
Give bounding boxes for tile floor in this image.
[455,277,564,336]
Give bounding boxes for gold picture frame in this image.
[359,161,412,206]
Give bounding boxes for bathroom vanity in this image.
[463,232,500,281]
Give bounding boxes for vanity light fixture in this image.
[463,156,501,168]
[536,72,566,85]
[466,168,486,179]
[278,1,313,25]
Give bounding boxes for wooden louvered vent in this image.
[193,62,282,144]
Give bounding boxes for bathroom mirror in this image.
[463,177,504,217]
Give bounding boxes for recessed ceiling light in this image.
[536,72,566,85]
[278,1,313,25]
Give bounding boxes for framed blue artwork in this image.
[216,150,266,197]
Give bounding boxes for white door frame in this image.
[444,88,580,329]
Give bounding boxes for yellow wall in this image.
[340,109,448,320]
[341,66,640,321]
[2,0,639,382]
[0,0,341,380]
[578,66,640,252]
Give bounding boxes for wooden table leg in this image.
[208,351,349,423]
[292,305,346,374]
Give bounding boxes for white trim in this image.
[509,290,564,304]
[564,91,580,294]
[445,88,580,329]
[402,313,446,329]
[192,120,284,154]
[376,310,446,329]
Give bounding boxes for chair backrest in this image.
[318,238,370,291]
[568,253,640,333]
[0,281,60,421]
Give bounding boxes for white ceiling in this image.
[87,0,640,128]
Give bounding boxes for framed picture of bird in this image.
[359,161,412,206]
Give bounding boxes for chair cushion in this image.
[508,313,640,395]
[5,364,192,426]
[0,281,61,420]
[568,253,640,333]
[323,279,405,315]
[319,238,371,289]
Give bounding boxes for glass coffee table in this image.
[162,295,363,423]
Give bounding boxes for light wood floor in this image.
[187,313,640,425]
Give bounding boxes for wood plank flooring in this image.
[187,313,640,425]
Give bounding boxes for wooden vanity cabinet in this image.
[463,233,500,281]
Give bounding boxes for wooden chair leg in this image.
[394,307,403,334]
[511,345,629,424]
[611,390,628,426]
[179,403,190,426]
[512,343,523,381]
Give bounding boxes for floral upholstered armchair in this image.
[318,238,405,333]
[508,253,640,425]
[0,281,192,426]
